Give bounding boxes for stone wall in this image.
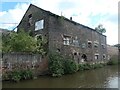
[107,45,118,60]
[2,52,48,76]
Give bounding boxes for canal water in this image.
[2,65,119,88]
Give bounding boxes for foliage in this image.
[64,59,78,74]
[9,70,21,82]
[107,59,118,65]
[2,30,36,52]
[95,24,106,34]
[48,52,78,77]
[48,53,64,77]
[2,29,47,55]
[20,69,33,80]
[35,35,48,56]
[78,63,104,71]
[2,34,12,52]
[3,69,34,82]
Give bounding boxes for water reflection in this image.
[3,65,118,88]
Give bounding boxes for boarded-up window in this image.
[35,20,44,31]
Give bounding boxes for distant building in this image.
[18,4,107,63]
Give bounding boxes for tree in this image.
[2,30,36,52]
[95,24,106,34]
[2,29,48,55]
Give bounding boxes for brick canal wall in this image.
[2,52,48,76]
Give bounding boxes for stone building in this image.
[17,4,107,64]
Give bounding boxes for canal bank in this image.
[2,65,118,88]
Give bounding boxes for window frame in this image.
[35,19,44,31]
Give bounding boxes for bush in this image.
[64,59,78,74]
[9,70,21,82]
[107,60,118,65]
[48,53,64,77]
[20,69,33,80]
[48,52,78,77]
[3,69,34,82]
[78,63,104,71]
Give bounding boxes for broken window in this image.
[28,14,33,26]
[57,48,60,53]
[74,52,77,55]
[63,36,71,45]
[88,41,92,48]
[103,54,106,59]
[35,19,44,31]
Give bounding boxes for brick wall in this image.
[2,52,48,76]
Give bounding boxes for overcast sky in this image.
[0,0,119,45]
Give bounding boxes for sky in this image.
[0,0,119,45]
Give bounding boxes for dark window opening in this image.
[74,52,77,55]
[81,54,87,61]
[95,55,99,60]
[88,42,92,48]
[28,14,33,27]
[57,48,60,52]
[103,54,106,59]
[28,14,32,18]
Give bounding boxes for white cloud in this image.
[0,0,119,45]
[0,3,29,30]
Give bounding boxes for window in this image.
[57,48,60,53]
[103,54,106,59]
[102,44,105,49]
[28,14,33,26]
[94,41,99,48]
[74,52,77,55]
[82,43,86,48]
[72,36,80,47]
[63,36,71,45]
[88,41,92,48]
[95,54,99,60]
[35,20,44,31]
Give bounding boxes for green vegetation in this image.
[95,24,106,34]
[2,30,47,55]
[64,59,78,74]
[3,69,34,82]
[78,63,105,71]
[48,52,78,77]
[107,59,118,65]
[48,53,64,77]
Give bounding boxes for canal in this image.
[2,65,119,88]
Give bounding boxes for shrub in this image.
[78,63,104,71]
[9,70,21,82]
[3,69,34,82]
[64,59,78,74]
[107,60,118,65]
[20,69,33,80]
[48,52,78,76]
[48,53,64,77]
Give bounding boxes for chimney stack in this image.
[70,17,72,20]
